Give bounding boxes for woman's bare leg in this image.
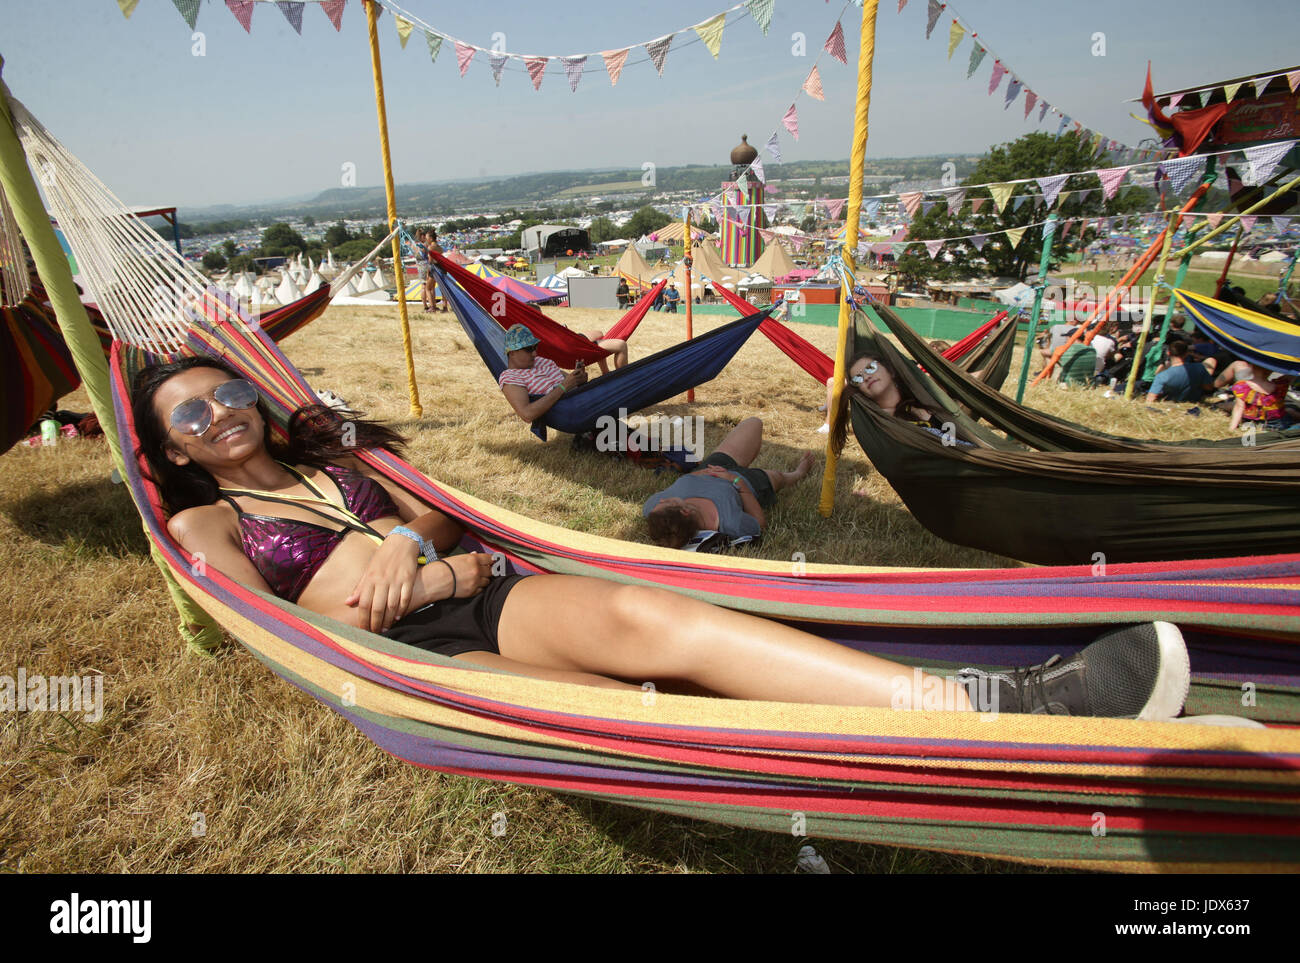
[712,417,764,467]
[494,575,972,709]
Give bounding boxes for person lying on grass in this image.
[642,417,814,548]
[131,355,1191,718]
[496,323,628,425]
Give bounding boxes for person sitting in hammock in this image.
[131,356,1191,719]
[496,323,593,426]
[829,352,972,455]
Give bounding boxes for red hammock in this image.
[710,283,835,383]
[943,309,1009,361]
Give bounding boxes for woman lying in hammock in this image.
[496,323,627,425]
[829,351,973,456]
[132,356,1191,718]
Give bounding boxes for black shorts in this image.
[700,451,777,509]
[381,574,527,658]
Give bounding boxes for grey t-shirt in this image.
[643,474,761,539]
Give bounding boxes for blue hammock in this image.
[1170,288,1300,376]
[435,263,770,439]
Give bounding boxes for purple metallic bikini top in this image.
[220,463,399,603]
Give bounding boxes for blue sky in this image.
[2,0,1296,210]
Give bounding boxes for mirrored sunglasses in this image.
[850,360,881,385]
[169,379,260,436]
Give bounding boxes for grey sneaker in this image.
[956,622,1190,720]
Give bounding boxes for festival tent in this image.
[645,221,715,244]
[614,243,667,290]
[670,237,741,296]
[749,239,797,281]
[461,260,562,304]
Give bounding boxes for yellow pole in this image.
[1123,208,1179,400]
[819,0,880,517]
[365,0,422,418]
[684,208,694,402]
[1174,173,1300,258]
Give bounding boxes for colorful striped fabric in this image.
[106,308,1300,871]
[2,296,80,453]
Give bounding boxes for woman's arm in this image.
[500,370,584,424]
[168,505,275,596]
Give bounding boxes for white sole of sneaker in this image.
[1168,715,1266,728]
[1136,621,1192,721]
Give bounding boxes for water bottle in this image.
[40,419,59,447]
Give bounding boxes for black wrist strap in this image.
[438,558,456,600]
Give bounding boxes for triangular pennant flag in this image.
[172,0,200,29]
[966,45,986,79]
[645,34,672,76]
[456,42,476,78]
[947,20,965,60]
[825,20,848,65]
[892,243,909,259]
[1224,81,1243,102]
[1039,99,1049,122]
[1168,93,1184,108]
[746,0,774,35]
[945,189,966,215]
[1243,141,1294,186]
[694,13,726,59]
[1023,90,1037,119]
[826,198,847,220]
[921,200,936,214]
[782,103,799,140]
[489,52,508,87]
[1089,132,1105,156]
[1035,193,1045,208]
[764,131,782,163]
[899,192,924,219]
[320,0,344,31]
[1204,212,1224,229]
[750,156,766,184]
[969,234,987,251]
[525,57,548,91]
[1057,190,1072,206]
[1289,70,1300,93]
[1240,215,1258,232]
[1097,166,1130,200]
[275,1,303,34]
[1254,77,1272,99]
[926,0,944,39]
[970,197,987,214]
[557,54,585,92]
[1036,174,1068,207]
[1076,189,1093,204]
[117,0,140,18]
[988,182,1014,213]
[602,49,629,86]
[1003,77,1023,109]
[225,0,253,32]
[803,65,825,101]
[425,31,443,64]
[899,0,909,11]
[1013,195,1028,211]
[1161,153,1206,194]
[988,61,1007,96]
[394,15,414,49]
[736,175,749,195]
[925,239,945,258]
[763,203,778,221]
[865,198,881,219]
[1272,215,1292,233]
[1004,227,1026,248]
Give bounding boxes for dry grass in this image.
[0,304,1237,874]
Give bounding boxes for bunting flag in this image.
[988,182,1014,213]
[967,45,986,79]
[1012,195,1028,211]
[394,15,414,49]
[1004,227,1027,248]
[645,35,673,76]
[1204,212,1224,229]
[225,0,253,32]
[1254,77,1272,99]
[695,13,726,59]
[1243,141,1294,186]
[602,49,629,86]
[746,0,774,35]
[1240,215,1258,232]
[826,198,847,219]
[321,0,345,31]
[275,1,303,34]
[1057,190,1072,206]
[525,57,548,91]
[865,198,882,219]
[1097,166,1130,200]
[750,156,766,184]
[489,52,508,86]
[172,0,200,29]
[899,192,924,218]
[1168,93,1185,109]
[899,0,909,11]
[892,243,909,259]
[764,203,778,221]
[1039,99,1049,122]
[969,233,987,251]
[921,200,936,214]
[765,131,782,163]
[1055,114,1069,137]
[988,61,1007,96]
[945,189,966,215]
[1290,70,1300,93]
[926,0,945,39]
[1224,81,1243,103]
[803,65,826,101]
[947,20,965,59]
[1036,174,1068,207]
[1273,216,1292,233]
[925,239,945,258]
[1003,77,1023,109]
[1023,90,1037,119]
[117,0,140,17]
[825,20,848,65]
[1076,189,1092,204]
[782,104,800,139]
[456,42,476,77]
[1089,132,1105,156]
[425,31,443,64]
[970,197,987,214]
[1161,154,1206,194]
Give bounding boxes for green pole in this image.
[1014,213,1058,404]
[0,65,220,654]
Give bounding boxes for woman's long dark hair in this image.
[132,357,407,514]
[830,351,929,458]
